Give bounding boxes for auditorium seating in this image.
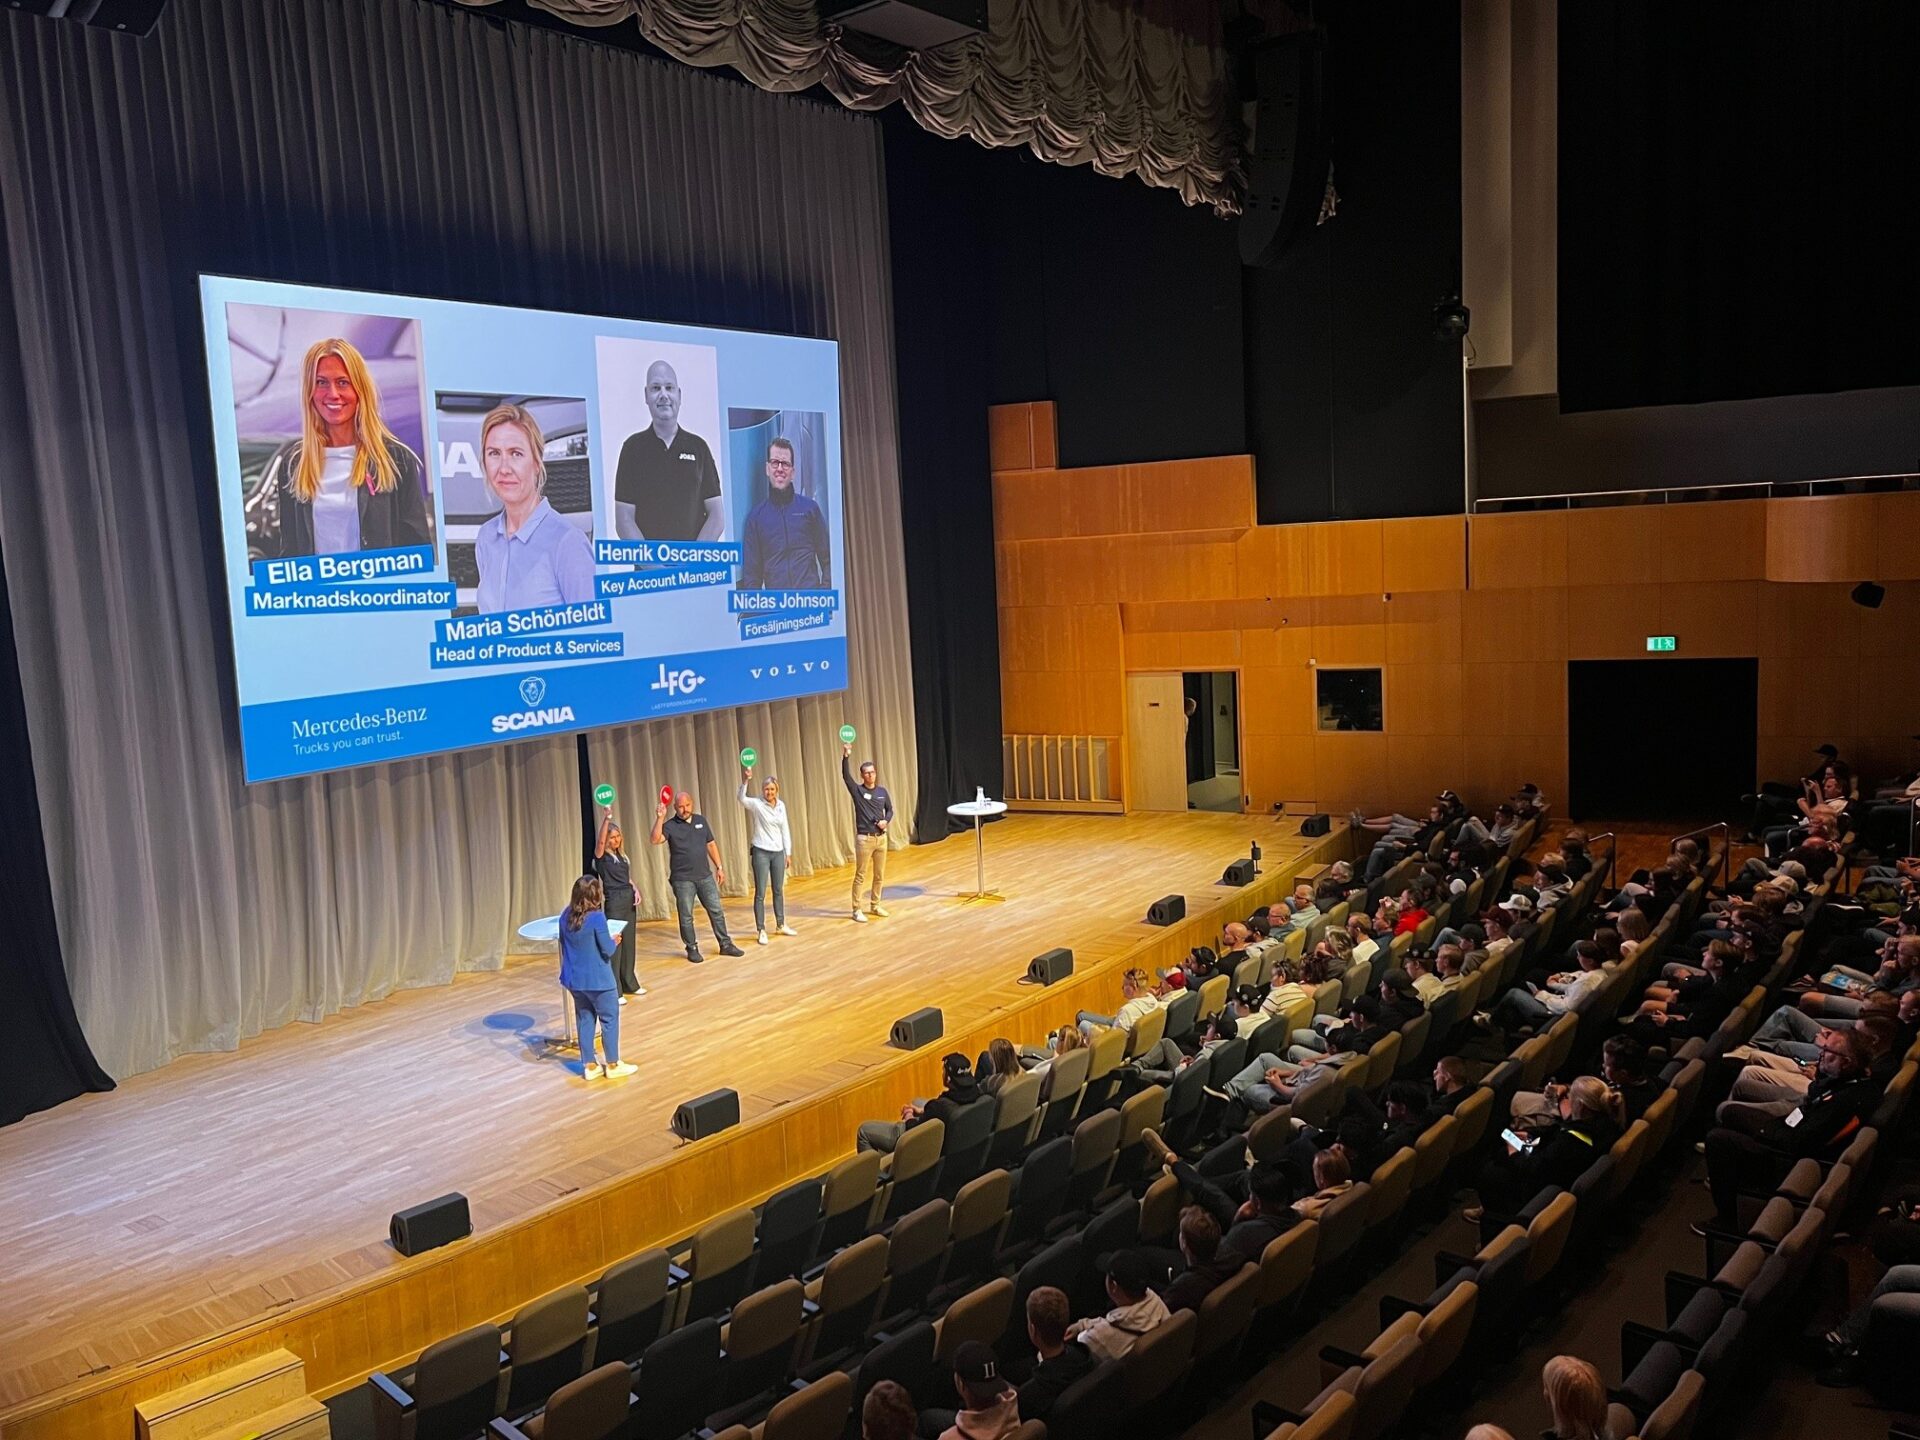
[359,792,1913,1440]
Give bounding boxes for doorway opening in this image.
[1183,671,1242,812]
[1567,658,1758,822]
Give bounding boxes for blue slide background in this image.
[200,275,847,782]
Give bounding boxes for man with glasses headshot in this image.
[737,434,830,590]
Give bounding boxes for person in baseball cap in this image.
[930,1341,1020,1440]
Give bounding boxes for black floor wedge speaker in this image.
[1146,894,1185,926]
[390,1193,471,1256]
[890,1007,944,1049]
[672,1087,741,1141]
[1027,947,1074,985]
[1221,858,1255,885]
[1300,813,1331,836]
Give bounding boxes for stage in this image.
[0,811,1351,1439]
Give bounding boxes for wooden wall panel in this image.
[1387,733,1468,808]
[1755,582,1861,658]
[1306,520,1385,596]
[1657,500,1767,583]
[1858,583,1920,658]
[1658,581,1760,657]
[1311,732,1393,812]
[988,403,1038,473]
[1565,583,1664,659]
[1468,510,1568,588]
[1240,743,1317,813]
[1759,655,1859,739]
[1384,591,1463,665]
[1462,585,1568,665]
[1462,661,1566,736]
[1242,665,1316,737]
[1385,662,1465,736]
[1765,495,1878,582]
[1308,595,1388,665]
[1382,516,1467,592]
[1565,507,1663,588]
[1029,401,1058,470]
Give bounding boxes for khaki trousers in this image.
[853,832,887,910]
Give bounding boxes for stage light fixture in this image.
[1433,296,1471,342]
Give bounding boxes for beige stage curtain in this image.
[459,0,1244,213]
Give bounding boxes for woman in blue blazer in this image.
[560,875,634,1079]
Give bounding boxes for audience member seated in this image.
[976,1039,1023,1096]
[1600,1036,1661,1124]
[1485,942,1606,1033]
[858,1052,984,1153]
[1155,1207,1239,1314]
[1818,1262,1920,1388]
[1291,1148,1354,1220]
[1430,1055,1476,1115]
[1699,1026,1879,1231]
[1020,1024,1087,1099]
[1286,1081,1432,1183]
[1466,1076,1620,1225]
[1313,860,1355,904]
[1066,1250,1170,1361]
[1011,1288,1095,1421]
[1142,1132,1299,1266]
[1542,1354,1614,1440]
[863,1382,918,1440]
[1348,912,1381,969]
[1075,967,1161,1036]
[918,1342,1019,1440]
[1560,828,1593,881]
[1623,940,1742,1047]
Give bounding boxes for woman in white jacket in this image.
[739,763,795,945]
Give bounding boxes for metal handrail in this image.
[1472,471,1920,513]
[1582,830,1619,893]
[1669,820,1732,892]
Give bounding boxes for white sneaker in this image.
[582,1064,604,1081]
[778,924,798,937]
[757,931,770,946]
[629,985,648,997]
[618,995,629,1006]
[852,910,868,923]
[603,1062,638,1079]
[870,904,890,918]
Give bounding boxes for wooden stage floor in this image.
[0,810,1340,1429]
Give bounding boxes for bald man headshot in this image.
[613,360,724,542]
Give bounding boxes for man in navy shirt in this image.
[737,436,830,590]
[843,742,894,922]
[650,789,746,963]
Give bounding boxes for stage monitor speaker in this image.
[1027,947,1074,985]
[1221,858,1255,886]
[1852,581,1886,609]
[818,0,985,47]
[1146,894,1186,927]
[1239,31,1330,267]
[389,1192,471,1256]
[1300,812,1331,837]
[890,1007,944,1049]
[672,1088,741,1141]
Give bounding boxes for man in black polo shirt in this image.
[649,789,745,964]
[613,361,724,542]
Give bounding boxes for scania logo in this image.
[493,674,573,734]
[518,675,547,707]
[651,663,705,697]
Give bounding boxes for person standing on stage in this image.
[843,741,894,921]
[651,789,746,964]
[594,812,644,1000]
[739,763,795,946]
[559,875,635,1080]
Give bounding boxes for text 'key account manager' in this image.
[613,361,724,543]
[266,337,432,557]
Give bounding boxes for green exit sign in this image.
[1646,635,1677,652]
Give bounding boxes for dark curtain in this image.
[1560,2,1920,411]
[883,112,1003,839]
[0,522,112,1125]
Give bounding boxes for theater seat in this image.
[498,1361,633,1440]
[370,1322,503,1440]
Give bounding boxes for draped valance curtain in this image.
[0,0,917,1080]
[463,0,1244,213]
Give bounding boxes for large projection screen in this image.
[200,276,847,782]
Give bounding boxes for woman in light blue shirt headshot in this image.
[472,402,596,614]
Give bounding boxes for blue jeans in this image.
[1842,1264,1920,1346]
[1223,1050,1301,1113]
[572,987,619,1065]
[750,847,787,930]
[1490,987,1551,1030]
[671,874,733,955]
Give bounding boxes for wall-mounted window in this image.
[1316,667,1383,732]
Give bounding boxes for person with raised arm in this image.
[842,741,894,921]
[593,811,642,1000]
[650,789,745,964]
[738,762,795,946]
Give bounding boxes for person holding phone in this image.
[594,811,642,1000]
[266,336,430,557]
[558,875,635,1081]
[738,763,795,945]
[1466,1075,1620,1225]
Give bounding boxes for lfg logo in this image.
[651,662,706,697]
[749,660,833,681]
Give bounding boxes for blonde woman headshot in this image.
[267,336,431,557]
[472,402,596,614]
